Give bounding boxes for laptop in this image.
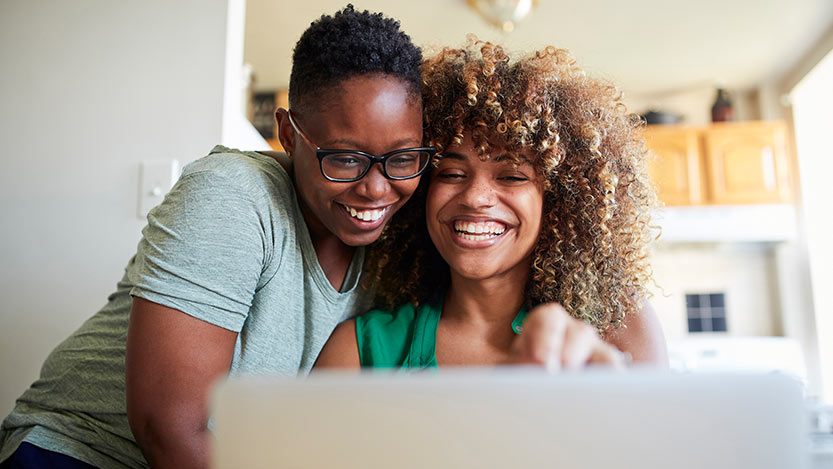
[211,369,809,469]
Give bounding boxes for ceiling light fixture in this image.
[466,0,539,32]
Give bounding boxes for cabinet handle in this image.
[761,147,776,190]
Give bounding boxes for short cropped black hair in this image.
[289,4,422,113]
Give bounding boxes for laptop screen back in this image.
[211,369,808,469]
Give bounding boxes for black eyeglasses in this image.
[287,110,436,183]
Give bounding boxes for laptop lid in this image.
[211,369,808,469]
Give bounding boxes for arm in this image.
[123,159,274,466]
[313,319,361,369]
[605,301,669,367]
[125,297,238,469]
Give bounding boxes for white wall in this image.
[648,243,781,340]
[791,49,833,402]
[623,85,759,126]
[0,0,234,418]
[756,20,833,402]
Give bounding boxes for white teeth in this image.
[453,220,507,239]
[460,233,498,241]
[344,204,384,222]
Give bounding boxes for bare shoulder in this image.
[605,301,669,367]
[313,319,361,369]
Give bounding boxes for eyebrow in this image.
[439,152,467,160]
[320,137,422,150]
[493,154,533,164]
[440,152,533,165]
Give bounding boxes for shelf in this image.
[653,204,797,243]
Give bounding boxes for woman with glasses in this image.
[0,6,429,469]
[315,38,668,371]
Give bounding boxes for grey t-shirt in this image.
[0,146,373,468]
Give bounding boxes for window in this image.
[686,292,727,333]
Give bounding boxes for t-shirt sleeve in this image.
[130,169,272,332]
[355,305,417,367]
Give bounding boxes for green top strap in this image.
[356,302,529,369]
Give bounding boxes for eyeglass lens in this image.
[322,151,430,181]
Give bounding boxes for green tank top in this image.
[355,302,528,369]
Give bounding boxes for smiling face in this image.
[285,75,423,247]
[426,132,545,284]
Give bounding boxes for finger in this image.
[588,342,627,370]
[560,323,598,371]
[511,304,568,371]
[531,305,568,372]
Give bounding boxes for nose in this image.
[459,175,497,209]
[354,163,392,201]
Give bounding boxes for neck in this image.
[306,219,354,291]
[443,266,528,328]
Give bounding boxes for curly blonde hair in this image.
[364,37,657,334]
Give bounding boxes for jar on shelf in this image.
[711,88,734,122]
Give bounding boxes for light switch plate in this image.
[138,160,180,219]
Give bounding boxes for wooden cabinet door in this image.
[702,122,791,204]
[644,126,703,206]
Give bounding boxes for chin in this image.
[449,263,500,281]
[339,229,385,247]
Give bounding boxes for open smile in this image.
[451,219,508,242]
[339,203,390,223]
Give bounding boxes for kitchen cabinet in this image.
[644,121,792,206]
[643,126,703,206]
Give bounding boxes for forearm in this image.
[313,320,361,369]
[132,416,211,469]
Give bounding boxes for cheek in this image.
[425,184,448,221]
[296,152,319,174]
[521,192,545,242]
[307,179,350,209]
[295,156,327,193]
[425,186,447,238]
[391,178,421,201]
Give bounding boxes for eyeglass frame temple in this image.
[287,109,319,151]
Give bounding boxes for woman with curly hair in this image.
[315,38,667,370]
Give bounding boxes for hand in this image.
[505,303,626,372]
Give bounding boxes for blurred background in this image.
[1,0,831,431]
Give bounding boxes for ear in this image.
[275,108,295,157]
